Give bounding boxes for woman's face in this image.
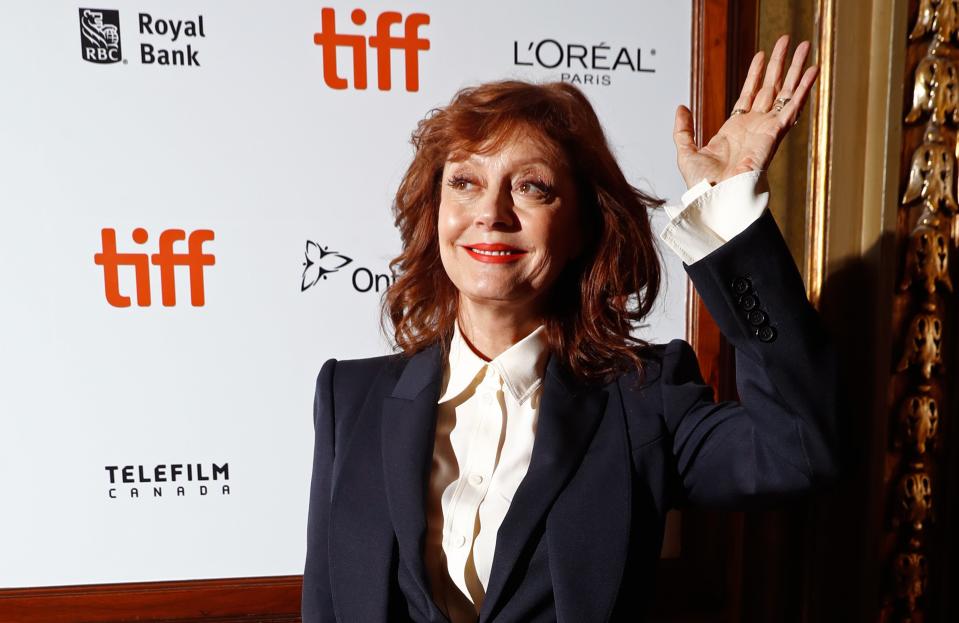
[437,132,582,317]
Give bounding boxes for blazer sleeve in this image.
[301,358,338,622]
[663,208,840,509]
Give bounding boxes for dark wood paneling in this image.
[0,576,302,622]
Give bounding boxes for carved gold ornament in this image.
[888,1,958,619]
[904,56,959,125]
[893,551,928,614]
[901,126,959,216]
[896,312,943,379]
[910,0,959,44]
[897,394,940,454]
[893,468,934,532]
[900,225,954,294]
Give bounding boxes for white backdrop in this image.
[0,1,691,587]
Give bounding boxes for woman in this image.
[303,34,836,623]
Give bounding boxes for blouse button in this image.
[469,473,484,486]
[452,533,467,548]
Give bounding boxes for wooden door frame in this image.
[649,0,761,621]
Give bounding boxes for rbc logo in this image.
[79,8,122,64]
[94,228,215,307]
[313,8,430,91]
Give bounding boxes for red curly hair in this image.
[382,80,665,383]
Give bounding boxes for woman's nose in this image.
[473,185,516,229]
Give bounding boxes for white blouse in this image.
[424,170,770,621]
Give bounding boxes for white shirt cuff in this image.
[659,169,770,265]
[680,178,713,207]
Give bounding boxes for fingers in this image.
[753,34,790,111]
[778,64,819,125]
[732,51,765,113]
[673,105,696,154]
[763,34,790,91]
[778,40,811,99]
[735,35,817,127]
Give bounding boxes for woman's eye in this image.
[447,176,474,191]
[517,180,550,197]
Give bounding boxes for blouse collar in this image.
[437,321,549,405]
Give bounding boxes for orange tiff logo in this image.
[313,8,429,91]
[94,228,215,307]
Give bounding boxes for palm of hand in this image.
[673,35,820,188]
[681,114,783,185]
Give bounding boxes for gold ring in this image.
[773,96,791,112]
[731,108,748,116]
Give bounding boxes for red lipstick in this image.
[462,243,527,264]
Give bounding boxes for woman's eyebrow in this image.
[511,157,556,169]
[446,154,562,173]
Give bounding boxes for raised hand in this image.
[672,34,819,188]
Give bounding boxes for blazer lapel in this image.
[327,359,402,622]
[478,354,613,623]
[545,373,632,623]
[379,345,632,623]
[381,343,445,614]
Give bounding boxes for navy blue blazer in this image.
[301,208,840,622]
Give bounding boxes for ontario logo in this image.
[301,240,395,294]
[79,8,122,64]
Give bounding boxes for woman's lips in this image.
[462,242,527,264]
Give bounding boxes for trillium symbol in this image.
[301,241,353,291]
